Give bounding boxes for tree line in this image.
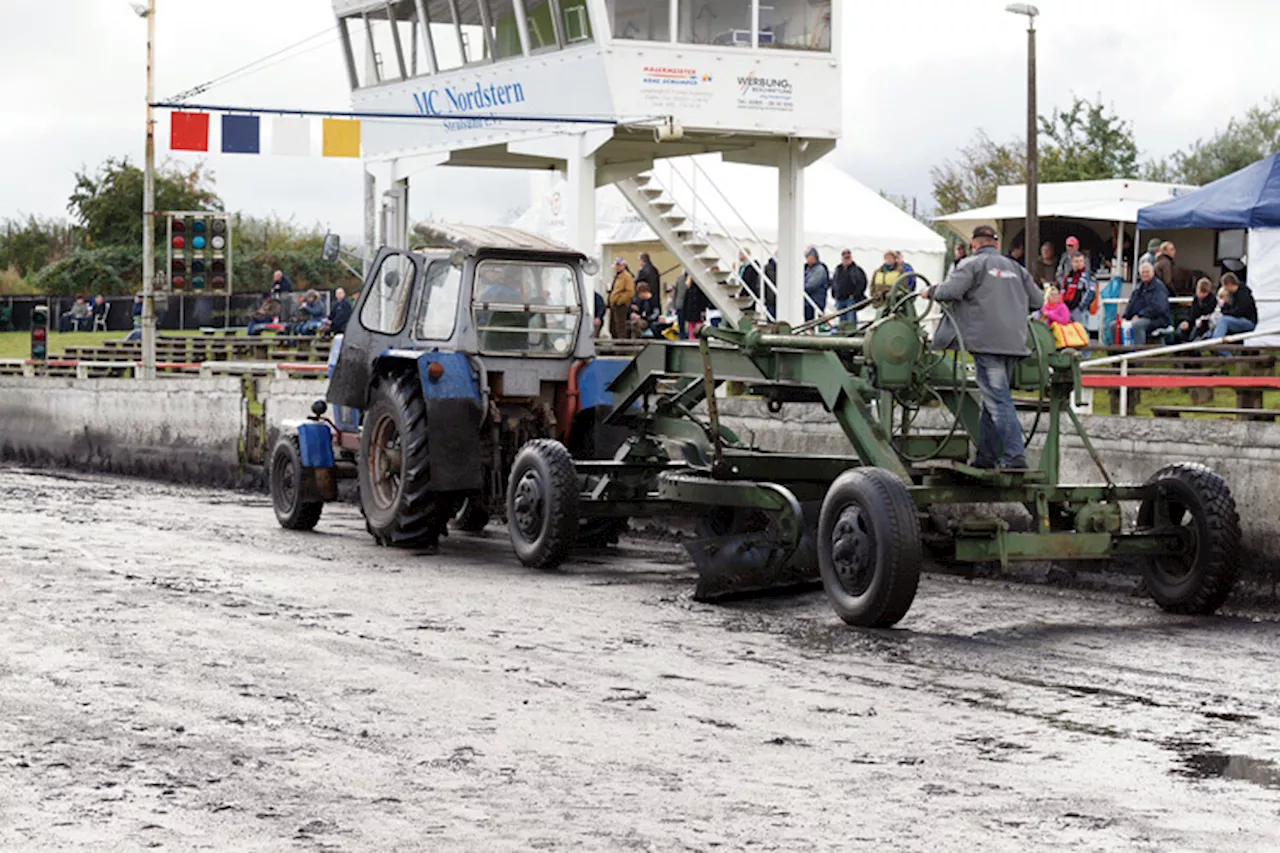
[931,94,1280,216]
[0,157,359,297]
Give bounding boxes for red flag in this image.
[170,112,210,152]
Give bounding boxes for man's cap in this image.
[1148,238,1162,251]
[1065,236,1079,246]
[971,225,998,240]
[613,256,625,264]
[804,247,818,257]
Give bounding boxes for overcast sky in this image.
[2,0,1278,239]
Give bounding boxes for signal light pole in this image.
[1006,3,1039,268]
[31,305,49,363]
[137,0,157,379]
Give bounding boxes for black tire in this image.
[358,373,449,547]
[1137,462,1241,615]
[454,498,491,533]
[507,439,579,569]
[817,467,922,628]
[270,435,323,531]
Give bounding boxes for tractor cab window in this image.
[417,259,462,340]
[360,253,416,335]
[472,259,581,356]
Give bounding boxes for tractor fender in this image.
[372,349,483,492]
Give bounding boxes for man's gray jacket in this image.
[928,246,1044,356]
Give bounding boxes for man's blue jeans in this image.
[973,353,1027,468]
[1212,315,1255,339]
[834,297,858,321]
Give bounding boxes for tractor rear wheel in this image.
[817,467,922,628]
[1137,463,1241,614]
[358,373,449,548]
[507,439,579,570]
[270,435,323,531]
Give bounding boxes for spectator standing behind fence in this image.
[1060,253,1094,326]
[607,257,635,339]
[682,277,708,339]
[923,225,1043,470]
[870,250,906,306]
[635,252,660,299]
[803,247,829,322]
[763,257,777,317]
[1056,236,1081,280]
[831,249,867,317]
[1038,285,1071,327]
[1155,241,1181,297]
[670,269,688,336]
[1138,238,1161,272]
[952,242,968,272]
[1030,241,1057,285]
[1122,262,1172,345]
[1181,278,1217,341]
[1215,272,1257,340]
[1006,241,1026,267]
[737,249,761,308]
[630,281,660,337]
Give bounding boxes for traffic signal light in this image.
[191,257,206,290]
[211,257,226,290]
[31,305,48,360]
[171,256,186,289]
[164,212,231,293]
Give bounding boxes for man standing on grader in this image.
[924,224,1044,470]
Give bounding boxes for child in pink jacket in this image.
[1039,285,1071,327]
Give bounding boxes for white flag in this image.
[271,117,311,156]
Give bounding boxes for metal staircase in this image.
[614,171,763,330]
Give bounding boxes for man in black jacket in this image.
[831,249,867,315]
[635,252,660,296]
[326,287,353,334]
[1213,272,1257,339]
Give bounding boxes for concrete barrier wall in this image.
[0,376,247,486]
[1,376,1278,576]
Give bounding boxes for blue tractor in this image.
[270,224,634,552]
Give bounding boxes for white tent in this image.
[514,155,946,290]
[936,179,1205,278]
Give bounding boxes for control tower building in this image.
[333,0,839,325]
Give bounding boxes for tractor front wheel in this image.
[358,373,449,548]
[1137,463,1241,614]
[507,439,579,570]
[270,435,323,531]
[817,468,922,628]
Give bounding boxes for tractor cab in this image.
[327,223,598,410]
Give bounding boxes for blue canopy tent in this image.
[1137,153,1280,341]
[1137,153,1280,231]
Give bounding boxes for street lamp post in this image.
[137,0,157,380]
[1006,3,1039,268]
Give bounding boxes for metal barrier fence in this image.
[0,292,335,333]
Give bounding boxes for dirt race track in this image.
[3,466,1280,852]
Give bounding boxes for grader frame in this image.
[505,292,1241,627]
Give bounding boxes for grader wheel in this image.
[817,468,922,628]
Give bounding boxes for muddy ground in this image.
[2,465,1280,852]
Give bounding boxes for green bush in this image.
[30,246,143,296]
[235,248,360,295]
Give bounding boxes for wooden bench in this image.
[1152,406,1280,422]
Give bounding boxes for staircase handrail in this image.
[651,160,820,322]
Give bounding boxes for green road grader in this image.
[504,285,1242,627]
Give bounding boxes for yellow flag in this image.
[322,119,361,158]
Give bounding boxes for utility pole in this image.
[1007,4,1040,265]
[140,0,157,379]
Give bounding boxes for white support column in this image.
[363,169,377,277]
[567,132,598,298]
[776,137,806,325]
[389,176,410,250]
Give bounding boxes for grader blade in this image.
[686,531,819,601]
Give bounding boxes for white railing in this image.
[652,159,825,322]
[1081,325,1280,416]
